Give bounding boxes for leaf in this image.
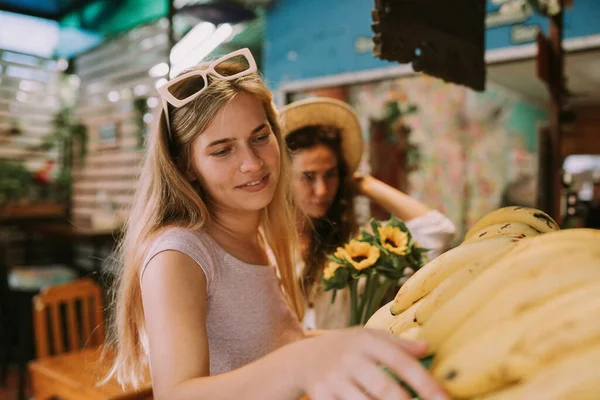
[388,215,410,232]
[360,229,375,242]
[380,356,434,397]
[370,218,382,236]
[322,267,350,291]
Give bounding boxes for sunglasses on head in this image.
[156,48,258,137]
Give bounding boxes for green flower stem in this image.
[357,273,371,323]
[349,279,359,326]
[361,273,378,325]
[366,277,395,322]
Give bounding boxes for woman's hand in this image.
[290,327,449,400]
[352,172,369,195]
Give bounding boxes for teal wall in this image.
[265,0,600,89]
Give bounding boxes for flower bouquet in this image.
[322,215,428,326]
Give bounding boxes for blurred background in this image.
[0,0,599,399]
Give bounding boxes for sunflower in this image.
[343,240,380,270]
[323,261,344,280]
[378,225,409,255]
[334,247,348,262]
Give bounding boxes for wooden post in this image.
[548,10,565,222]
[536,4,566,222]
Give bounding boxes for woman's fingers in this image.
[366,328,429,357]
[360,331,449,400]
[349,354,412,400]
[311,370,370,400]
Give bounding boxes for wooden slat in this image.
[66,302,80,351]
[84,149,142,163]
[73,165,140,180]
[33,297,51,358]
[0,110,54,122]
[51,304,65,354]
[84,111,136,125]
[74,179,138,192]
[0,146,48,159]
[0,121,54,136]
[72,193,134,206]
[81,298,92,346]
[92,293,105,346]
[88,138,140,153]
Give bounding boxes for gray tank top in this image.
[140,227,304,375]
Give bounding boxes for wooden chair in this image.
[32,277,105,358]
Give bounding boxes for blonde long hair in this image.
[104,60,304,387]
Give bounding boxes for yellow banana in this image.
[437,255,600,358]
[365,300,394,331]
[477,342,600,400]
[414,241,519,325]
[390,236,519,315]
[463,221,541,244]
[432,283,600,398]
[464,206,559,241]
[389,298,423,335]
[421,229,600,352]
[397,326,421,342]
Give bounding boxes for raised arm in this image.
[354,173,430,221]
[354,173,457,257]
[142,250,448,400]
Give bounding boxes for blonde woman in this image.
[281,98,457,330]
[104,49,448,400]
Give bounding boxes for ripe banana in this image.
[464,206,559,241]
[365,300,394,330]
[421,229,600,352]
[389,298,423,335]
[432,282,600,398]
[390,236,518,315]
[463,221,541,244]
[414,241,519,325]
[437,256,600,358]
[397,326,421,342]
[477,342,600,400]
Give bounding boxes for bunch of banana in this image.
[425,228,600,398]
[421,228,599,353]
[363,208,600,397]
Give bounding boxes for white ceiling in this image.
[487,49,600,107]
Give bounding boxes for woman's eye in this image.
[303,172,315,182]
[212,148,230,157]
[252,134,269,144]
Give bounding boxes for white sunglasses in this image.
[156,48,258,137]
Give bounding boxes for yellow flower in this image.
[334,247,348,261]
[378,225,409,255]
[344,240,380,270]
[323,261,344,280]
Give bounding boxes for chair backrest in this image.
[32,277,105,358]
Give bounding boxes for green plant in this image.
[0,160,33,206]
[133,97,149,148]
[37,107,88,202]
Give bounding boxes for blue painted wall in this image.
[265,0,600,89]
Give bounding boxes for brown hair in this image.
[285,125,357,298]
[104,60,303,387]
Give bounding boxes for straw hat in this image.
[279,97,364,173]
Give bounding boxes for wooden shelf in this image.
[0,202,67,220]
